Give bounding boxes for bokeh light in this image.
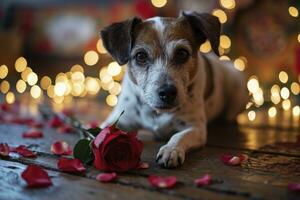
[199,40,211,53]
[26,72,38,86]
[278,71,288,83]
[5,92,15,104]
[0,65,8,79]
[280,87,290,99]
[248,110,256,121]
[40,76,52,90]
[288,6,299,17]
[84,50,99,66]
[30,85,42,99]
[268,107,277,118]
[96,39,107,54]
[212,9,227,24]
[282,99,291,111]
[220,0,236,9]
[293,106,300,116]
[16,79,27,93]
[106,94,118,107]
[15,57,27,73]
[151,0,167,8]
[0,80,10,94]
[108,62,122,76]
[220,35,231,49]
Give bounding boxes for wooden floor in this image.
[0,98,299,200]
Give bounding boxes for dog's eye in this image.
[174,49,190,64]
[135,52,148,64]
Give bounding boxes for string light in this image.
[291,82,300,95]
[234,57,246,71]
[288,6,299,17]
[85,77,101,95]
[0,80,10,94]
[84,51,99,66]
[108,62,122,76]
[247,76,259,93]
[212,9,227,24]
[15,57,27,73]
[219,55,230,61]
[5,92,15,104]
[106,94,118,107]
[47,85,55,98]
[0,65,8,79]
[71,64,84,73]
[26,72,38,86]
[268,107,277,118]
[220,35,231,49]
[280,87,290,99]
[40,76,52,90]
[199,40,211,53]
[220,0,236,9]
[292,106,300,116]
[30,85,42,99]
[151,0,167,8]
[248,110,256,121]
[96,39,107,54]
[278,71,288,83]
[16,79,27,93]
[282,99,291,111]
[21,67,32,81]
[54,82,67,97]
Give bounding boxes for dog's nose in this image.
[158,85,177,104]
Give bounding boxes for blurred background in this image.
[0,0,299,129]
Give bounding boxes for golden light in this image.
[220,0,236,9]
[5,92,15,104]
[253,88,264,106]
[16,79,27,93]
[54,96,64,104]
[71,71,85,83]
[99,67,113,83]
[108,62,122,76]
[291,82,300,95]
[151,0,167,8]
[85,77,101,95]
[220,35,231,49]
[271,84,280,94]
[247,77,259,93]
[268,107,277,118]
[278,71,288,83]
[288,6,299,17]
[109,82,122,95]
[271,93,281,104]
[26,72,38,86]
[70,64,84,73]
[280,87,290,99]
[0,65,9,79]
[47,85,55,98]
[15,57,27,72]
[292,106,300,116]
[234,58,246,71]
[84,50,99,66]
[106,94,118,107]
[199,40,211,53]
[71,83,84,96]
[0,80,10,94]
[282,99,291,110]
[54,82,67,97]
[21,67,32,81]
[247,110,256,121]
[101,80,115,91]
[298,34,300,43]
[96,39,107,54]
[212,9,227,24]
[40,76,52,90]
[30,85,42,99]
[219,55,230,61]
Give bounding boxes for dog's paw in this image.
[156,145,185,168]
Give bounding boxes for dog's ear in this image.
[181,11,220,56]
[100,17,142,65]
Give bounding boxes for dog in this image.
[100,11,249,168]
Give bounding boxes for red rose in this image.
[92,125,143,172]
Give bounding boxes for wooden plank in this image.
[0,159,186,200]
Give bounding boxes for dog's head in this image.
[101,12,220,112]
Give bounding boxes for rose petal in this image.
[220,154,248,166]
[96,172,117,183]
[0,103,11,112]
[137,162,149,169]
[49,116,63,127]
[51,141,72,155]
[59,125,74,133]
[11,145,36,158]
[148,175,177,189]
[288,183,300,192]
[57,158,86,173]
[195,174,212,187]
[93,127,110,148]
[22,129,43,139]
[21,165,52,188]
[0,143,10,157]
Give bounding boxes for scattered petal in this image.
[96,172,117,183]
[57,158,86,173]
[0,103,11,112]
[12,145,36,158]
[148,175,177,189]
[49,116,64,128]
[220,154,248,166]
[137,162,149,169]
[59,125,74,133]
[288,183,300,192]
[195,174,212,187]
[51,141,72,155]
[0,143,10,157]
[21,165,52,188]
[22,129,43,139]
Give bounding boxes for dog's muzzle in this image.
[156,84,178,109]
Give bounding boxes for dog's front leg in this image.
[156,123,207,168]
